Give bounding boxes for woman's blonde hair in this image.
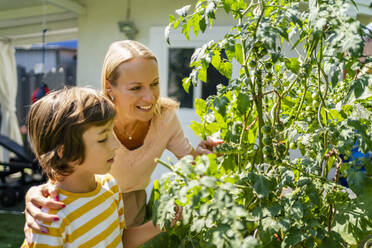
[101,40,178,115]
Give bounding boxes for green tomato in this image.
[272,80,280,87]
[260,48,268,57]
[264,62,272,70]
[263,145,273,155]
[249,60,257,68]
[277,143,286,153]
[262,125,272,135]
[254,69,262,78]
[305,106,312,112]
[263,136,272,146]
[264,154,274,162]
[247,149,256,157]
[312,92,318,99]
[275,123,284,132]
[289,142,297,150]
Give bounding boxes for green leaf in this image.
[175,5,191,17]
[190,121,204,137]
[168,14,175,23]
[182,22,191,40]
[182,77,191,93]
[222,0,232,13]
[198,64,207,82]
[213,96,229,117]
[211,50,222,72]
[194,98,207,117]
[201,176,217,187]
[248,172,273,199]
[224,38,236,62]
[191,14,201,37]
[285,57,300,74]
[330,66,341,88]
[234,43,243,64]
[206,2,216,19]
[221,61,232,79]
[237,92,250,115]
[346,168,366,195]
[199,17,207,33]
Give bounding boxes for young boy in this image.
[22,87,165,248]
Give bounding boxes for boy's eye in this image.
[130,86,141,91]
[98,138,107,143]
[151,82,159,87]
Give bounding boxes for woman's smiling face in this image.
[109,57,160,123]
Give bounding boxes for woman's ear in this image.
[106,80,114,100]
[106,80,112,93]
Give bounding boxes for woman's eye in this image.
[151,82,159,87]
[130,86,141,91]
[98,138,107,143]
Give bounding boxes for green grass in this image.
[0,213,25,247]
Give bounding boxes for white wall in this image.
[76,0,235,88]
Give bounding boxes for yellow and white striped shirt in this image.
[22,174,125,248]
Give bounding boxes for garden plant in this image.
[151,0,372,247]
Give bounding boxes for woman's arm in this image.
[122,221,161,248]
[122,205,182,248]
[166,110,223,159]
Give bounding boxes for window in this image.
[167,48,229,108]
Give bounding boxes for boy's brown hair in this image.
[28,87,116,181]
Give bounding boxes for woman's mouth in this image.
[107,158,114,163]
[136,105,153,112]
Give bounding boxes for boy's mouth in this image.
[107,158,114,163]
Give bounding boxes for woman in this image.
[24,40,222,233]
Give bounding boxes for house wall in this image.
[76,0,234,88]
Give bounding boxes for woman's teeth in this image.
[138,105,152,110]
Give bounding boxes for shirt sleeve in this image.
[166,110,194,159]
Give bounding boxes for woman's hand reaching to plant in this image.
[195,136,224,155]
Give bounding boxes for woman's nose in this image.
[142,87,155,102]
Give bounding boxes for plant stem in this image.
[156,159,187,179]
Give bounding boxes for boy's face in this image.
[77,121,119,175]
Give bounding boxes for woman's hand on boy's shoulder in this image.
[24,183,65,235]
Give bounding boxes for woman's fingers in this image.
[171,205,183,227]
[24,184,64,235]
[206,136,224,146]
[196,136,224,155]
[26,200,60,223]
[26,184,64,210]
[196,144,213,154]
[24,206,49,234]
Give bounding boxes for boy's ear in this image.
[57,145,64,158]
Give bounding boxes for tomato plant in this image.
[152,0,372,247]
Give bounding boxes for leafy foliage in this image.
[155,0,372,247]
